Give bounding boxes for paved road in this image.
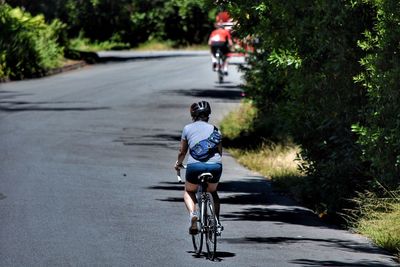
[0,55,398,266]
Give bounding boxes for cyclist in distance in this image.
[208,24,233,75]
[174,101,223,235]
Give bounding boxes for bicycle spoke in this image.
[205,197,217,260]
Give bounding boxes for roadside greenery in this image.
[228,143,302,182]
[352,0,400,190]
[347,186,400,259]
[5,0,215,47]
[0,4,64,80]
[223,0,400,209]
[68,35,130,52]
[221,101,399,260]
[131,39,208,51]
[2,0,214,79]
[220,100,257,140]
[218,0,400,258]
[225,0,373,215]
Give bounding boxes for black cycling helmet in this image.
[190,101,211,119]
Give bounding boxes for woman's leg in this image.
[184,181,198,213]
[185,181,199,234]
[207,183,220,219]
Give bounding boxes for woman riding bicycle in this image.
[174,101,223,235]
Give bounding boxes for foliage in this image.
[131,0,213,46]
[6,0,215,47]
[2,0,214,79]
[352,0,400,188]
[224,0,376,214]
[219,100,257,140]
[69,35,130,52]
[0,4,64,80]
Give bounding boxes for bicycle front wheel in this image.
[216,52,224,84]
[205,197,217,260]
[192,202,203,256]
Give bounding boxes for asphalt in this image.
[52,50,246,76]
[0,53,398,266]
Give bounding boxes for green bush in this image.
[0,4,64,80]
[69,34,130,52]
[225,0,375,214]
[129,0,213,46]
[6,0,214,47]
[353,0,400,189]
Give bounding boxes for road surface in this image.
[0,54,398,266]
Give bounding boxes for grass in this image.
[220,100,257,140]
[134,39,208,51]
[228,143,302,180]
[347,187,400,261]
[69,36,207,52]
[69,37,130,52]
[220,100,305,192]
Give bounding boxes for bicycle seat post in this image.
[198,173,213,192]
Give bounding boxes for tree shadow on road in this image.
[149,177,397,266]
[149,177,325,228]
[290,259,397,267]
[148,182,183,192]
[0,100,110,112]
[115,133,181,150]
[169,88,243,100]
[219,179,324,227]
[222,207,324,227]
[223,236,397,266]
[187,250,235,262]
[224,236,386,255]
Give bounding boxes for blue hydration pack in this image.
[189,127,222,161]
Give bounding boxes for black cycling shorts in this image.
[210,42,230,57]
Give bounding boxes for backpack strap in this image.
[209,126,222,144]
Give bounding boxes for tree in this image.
[353,0,400,189]
[5,0,214,46]
[0,4,64,79]
[225,0,376,214]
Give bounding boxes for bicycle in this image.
[215,48,225,84]
[177,167,223,260]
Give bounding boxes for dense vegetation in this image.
[222,0,399,216]
[218,1,399,257]
[5,0,214,47]
[0,4,64,80]
[1,0,215,80]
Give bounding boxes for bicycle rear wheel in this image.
[192,202,203,256]
[205,197,217,260]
